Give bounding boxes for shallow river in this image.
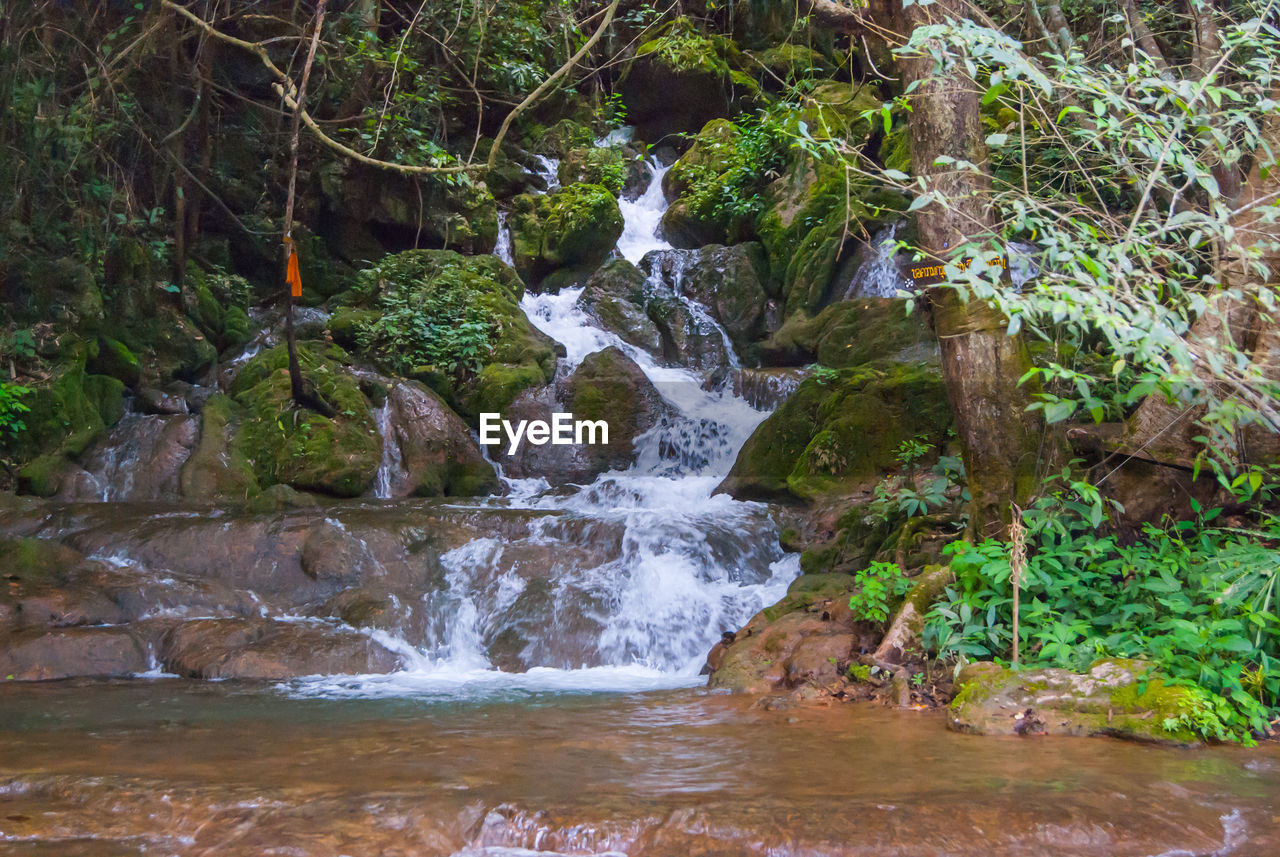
[2,681,1277,856]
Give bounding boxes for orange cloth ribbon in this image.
[286,246,302,298]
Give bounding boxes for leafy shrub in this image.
[670,110,792,226]
[923,486,1280,742]
[848,560,913,624]
[354,256,498,377]
[0,382,31,440]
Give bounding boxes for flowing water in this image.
[6,152,1277,857]
[1,682,1277,857]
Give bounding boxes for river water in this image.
[1,681,1277,856]
[4,153,1278,857]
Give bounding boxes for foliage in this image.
[868,438,966,521]
[670,109,793,224]
[923,483,1280,742]
[0,382,32,440]
[354,257,498,377]
[848,560,913,624]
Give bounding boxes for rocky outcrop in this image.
[0,626,149,680]
[641,244,774,355]
[375,381,498,498]
[719,361,951,500]
[500,347,672,484]
[508,183,624,290]
[948,660,1215,745]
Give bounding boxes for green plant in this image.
[807,364,839,386]
[0,382,32,440]
[848,560,913,624]
[922,491,1280,742]
[355,258,499,377]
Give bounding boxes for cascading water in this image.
[844,222,911,299]
[300,155,798,697]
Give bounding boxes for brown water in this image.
[1,682,1277,856]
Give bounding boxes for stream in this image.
[4,156,1278,857]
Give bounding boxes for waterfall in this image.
[372,393,404,500]
[616,158,672,264]
[298,159,799,696]
[844,222,911,299]
[494,211,514,266]
[533,155,561,192]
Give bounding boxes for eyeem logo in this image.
[479,413,609,455]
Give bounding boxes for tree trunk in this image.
[896,0,1049,541]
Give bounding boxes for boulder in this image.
[558,146,627,196]
[760,298,935,368]
[62,414,199,502]
[718,361,951,500]
[231,342,381,498]
[949,660,1216,745]
[337,250,557,418]
[708,572,880,693]
[158,617,401,679]
[499,347,671,484]
[375,381,498,498]
[507,183,624,290]
[0,626,149,680]
[579,259,665,357]
[642,244,772,355]
[619,19,759,144]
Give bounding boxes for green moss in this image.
[0,537,81,585]
[467,362,547,418]
[179,393,259,501]
[232,343,379,498]
[8,363,124,465]
[88,336,141,388]
[761,299,934,368]
[531,119,594,158]
[721,361,950,500]
[558,147,627,196]
[507,183,624,288]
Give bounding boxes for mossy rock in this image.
[786,80,881,143]
[659,118,756,247]
[757,152,904,317]
[0,537,83,587]
[753,44,833,86]
[719,361,950,500]
[102,237,159,320]
[760,298,934,368]
[8,363,125,467]
[530,119,595,158]
[558,147,627,196]
[620,18,760,144]
[4,257,103,331]
[179,393,259,501]
[578,258,664,356]
[339,249,556,418]
[948,659,1216,745]
[230,343,380,498]
[507,183,624,289]
[87,336,141,388]
[326,162,499,256]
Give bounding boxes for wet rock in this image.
[88,335,141,388]
[708,572,880,693]
[244,483,323,513]
[949,659,1210,745]
[558,146,626,196]
[579,259,664,357]
[62,414,199,502]
[500,347,672,484]
[135,386,190,415]
[376,381,497,498]
[0,626,149,680]
[507,183,624,290]
[641,244,771,354]
[158,617,401,679]
[718,361,950,500]
[760,298,935,368]
[11,364,126,486]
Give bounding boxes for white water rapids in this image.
[297,156,798,698]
